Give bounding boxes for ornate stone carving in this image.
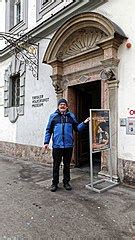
[62,79,69,90]
[57,28,107,60]
[79,75,91,83]
[100,68,116,81]
[51,75,63,95]
[8,107,18,123]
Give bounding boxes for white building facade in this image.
[0,0,134,187]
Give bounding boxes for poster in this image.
[90,109,110,152]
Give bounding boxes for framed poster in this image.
[90,109,110,152]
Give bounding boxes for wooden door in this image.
[75,81,101,166]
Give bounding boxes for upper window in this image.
[42,0,49,4]
[15,0,21,25]
[5,0,28,33]
[36,0,61,21]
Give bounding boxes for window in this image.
[5,0,28,33]
[10,74,20,107]
[4,56,25,122]
[36,0,61,21]
[15,0,21,25]
[9,0,22,29]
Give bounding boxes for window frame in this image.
[10,74,20,107]
[4,56,26,122]
[36,0,61,21]
[14,0,21,25]
[5,0,28,33]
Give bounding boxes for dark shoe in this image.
[50,184,57,192]
[64,183,72,191]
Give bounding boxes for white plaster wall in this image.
[0,0,6,49]
[27,0,36,33]
[96,0,135,161]
[16,38,57,147]
[0,1,5,32]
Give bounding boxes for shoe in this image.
[64,183,72,191]
[50,184,57,192]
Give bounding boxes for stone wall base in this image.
[118,158,135,188]
[0,141,53,167]
[0,141,135,187]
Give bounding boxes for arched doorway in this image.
[43,12,126,179]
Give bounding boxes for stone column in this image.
[100,58,120,180]
[98,36,123,181]
[107,76,119,179]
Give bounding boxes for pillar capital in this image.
[100,57,120,81]
[51,74,63,98]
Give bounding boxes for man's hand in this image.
[44,144,49,153]
[84,117,90,124]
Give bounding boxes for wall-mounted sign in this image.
[32,95,49,107]
[126,117,135,135]
[90,109,110,152]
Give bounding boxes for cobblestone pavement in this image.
[0,152,134,240]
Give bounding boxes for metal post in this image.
[89,110,93,188]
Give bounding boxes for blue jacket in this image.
[44,110,87,148]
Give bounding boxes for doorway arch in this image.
[43,12,126,179]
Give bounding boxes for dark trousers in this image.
[52,148,73,186]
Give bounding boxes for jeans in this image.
[52,148,73,186]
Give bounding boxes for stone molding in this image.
[43,12,126,97]
[4,56,26,122]
[36,0,61,21]
[43,12,126,64]
[57,28,107,61]
[50,74,63,98]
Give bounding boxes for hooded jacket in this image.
[44,110,87,148]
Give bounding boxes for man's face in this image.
[58,103,68,113]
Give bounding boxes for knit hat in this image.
[58,98,68,106]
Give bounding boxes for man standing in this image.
[44,98,89,192]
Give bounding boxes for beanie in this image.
[58,98,68,106]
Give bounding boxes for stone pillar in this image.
[98,35,123,181]
[107,77,119,179]
[100,57,120,180]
